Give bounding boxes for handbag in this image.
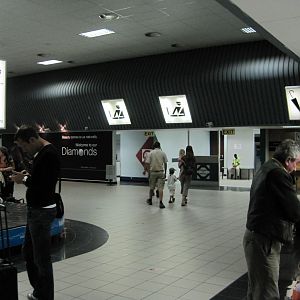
[54,193,64,218]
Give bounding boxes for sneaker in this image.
[159,202,165,209]
[27,293,38,300]
[147,199,152,205]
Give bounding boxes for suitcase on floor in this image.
[0,203,18,300]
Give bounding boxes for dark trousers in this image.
[23,207,57,300]
[243,229,281,300]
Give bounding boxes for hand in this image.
[10,171,26,184]
[21,170,29,176]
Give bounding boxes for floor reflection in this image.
[11,219,109,273]
[211,235,300,300]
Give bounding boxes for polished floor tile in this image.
[12,180,255,299]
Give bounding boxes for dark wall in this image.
[4,40,300,133]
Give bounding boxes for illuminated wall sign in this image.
[159,95,192,124]
[222,129,235,135]
[144,131,154,137]
[285,86,300,120]
[0,60,6,129]
[101,99,131,125]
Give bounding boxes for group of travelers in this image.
[144,141,196,208]
[143,138,300,300]
[3,124,300,300]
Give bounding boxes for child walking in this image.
[167,167,177,203]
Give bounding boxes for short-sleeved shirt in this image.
[146,148,168,172]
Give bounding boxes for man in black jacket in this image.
[243,139,300,299]
[11,125,60,300]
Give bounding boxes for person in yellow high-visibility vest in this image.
[230,153,240,179]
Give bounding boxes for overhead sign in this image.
[222,129,235,135]
[285,86,300,120]
[101,99,131,125]
[159,95,192,124]
[0,60,6,129]
[144,131,154,137]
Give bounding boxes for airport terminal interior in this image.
[1,1,300,300]
[5,177,297,300]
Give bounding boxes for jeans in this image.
[23,207,57,300]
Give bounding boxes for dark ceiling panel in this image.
[4,41,300,133]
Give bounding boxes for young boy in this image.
[167,167,177,203]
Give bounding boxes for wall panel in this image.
[4,41,300,133]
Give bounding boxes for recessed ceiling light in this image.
[37,60,63,65]
[99,13,119,20]
[79,28,115,38]
[241,27,256,34]
[145,32,161,37]
[171,43,184,48]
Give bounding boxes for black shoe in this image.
[159,202,165,209]
[27,293,38,300]
[156,190,159,198]
[147,199,152,205]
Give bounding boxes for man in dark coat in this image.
[243,139,300,299]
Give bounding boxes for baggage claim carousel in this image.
[0,202,109,272]
[0,202,64,249]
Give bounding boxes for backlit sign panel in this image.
[0,60,6,129]
[285,86,300,120]
[101,99,131,125]
[159,95,192,124]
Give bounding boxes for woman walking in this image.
[179,145,196,206]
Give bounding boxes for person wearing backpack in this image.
[180,145,196,206]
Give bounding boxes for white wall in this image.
[189,129,210,156]
[120,131,147,178]
[119,129,211,178]
[225,128,255,169]
[155,129,188,173]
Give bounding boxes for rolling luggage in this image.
[0,202,18,300]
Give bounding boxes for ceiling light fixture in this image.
[37,60,63,65]
[145,32,161,37]
[99,13,119,20]
[171,43,183,48]
[79,28,115,38]
[241,27,256,34]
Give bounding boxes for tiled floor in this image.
[13,179,250,300]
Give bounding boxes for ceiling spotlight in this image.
[145,32,161,37]
[171,43,183,48]
[99,13,119,20]
[241,27,256,34]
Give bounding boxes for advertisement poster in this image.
[59,131,112,180]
